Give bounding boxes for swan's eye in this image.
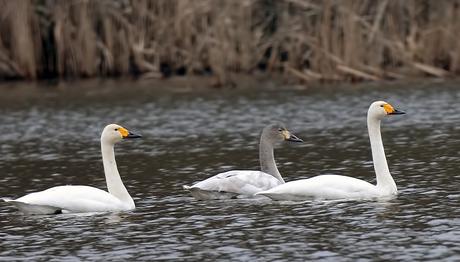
[114,128,118,131]
[380,105,384,107]
[278,128,283,132]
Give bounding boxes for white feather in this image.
[256,175,380,200]
[185,170,282,200]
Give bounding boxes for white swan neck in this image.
[101,141,134,207]
[259,138,285,183]
[367,116,397,194]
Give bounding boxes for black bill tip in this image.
[286,133,303,143]
[125,132,142,139]
[389,109,406,115]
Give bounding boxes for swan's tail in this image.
[254,191,274,199]
[2,198,61,215]
[182,185,192,190]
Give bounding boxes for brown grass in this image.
[0,0,459,85]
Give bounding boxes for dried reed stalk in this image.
[0,0,458,85]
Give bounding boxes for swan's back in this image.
[185,170,282,200]
[10,185,130,214]
[257,175,380,200]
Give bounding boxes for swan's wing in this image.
[2,198,61,215]
[257,175,378,200]
[10,185,126,214]
[187,170,282,196]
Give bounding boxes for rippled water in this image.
[0,80,459,261]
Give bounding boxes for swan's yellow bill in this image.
[383,103,395,114]
[118,127,129,138]
[281,130,290,140]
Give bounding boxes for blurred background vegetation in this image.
[0,0,458,86]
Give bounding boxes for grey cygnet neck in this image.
[259,131,285,183]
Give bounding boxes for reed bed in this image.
[0,0,459,85]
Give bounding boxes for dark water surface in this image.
[0,80,459,261]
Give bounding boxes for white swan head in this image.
[368,101,405,120]
[262,122,303,144]
[101,124,141,144]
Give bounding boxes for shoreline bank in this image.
[0,75,457,105]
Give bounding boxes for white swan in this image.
[183,122,303,200]
[2,124,141,214]
[256,101,405,201]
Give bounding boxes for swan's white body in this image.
[255,175,384,201]
[257,101,404,201]
[3,186,130,214]
[184,123,302,200]
[2,124,140,215]
[183,170,283,200]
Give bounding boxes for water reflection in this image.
[0,81,459,260]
